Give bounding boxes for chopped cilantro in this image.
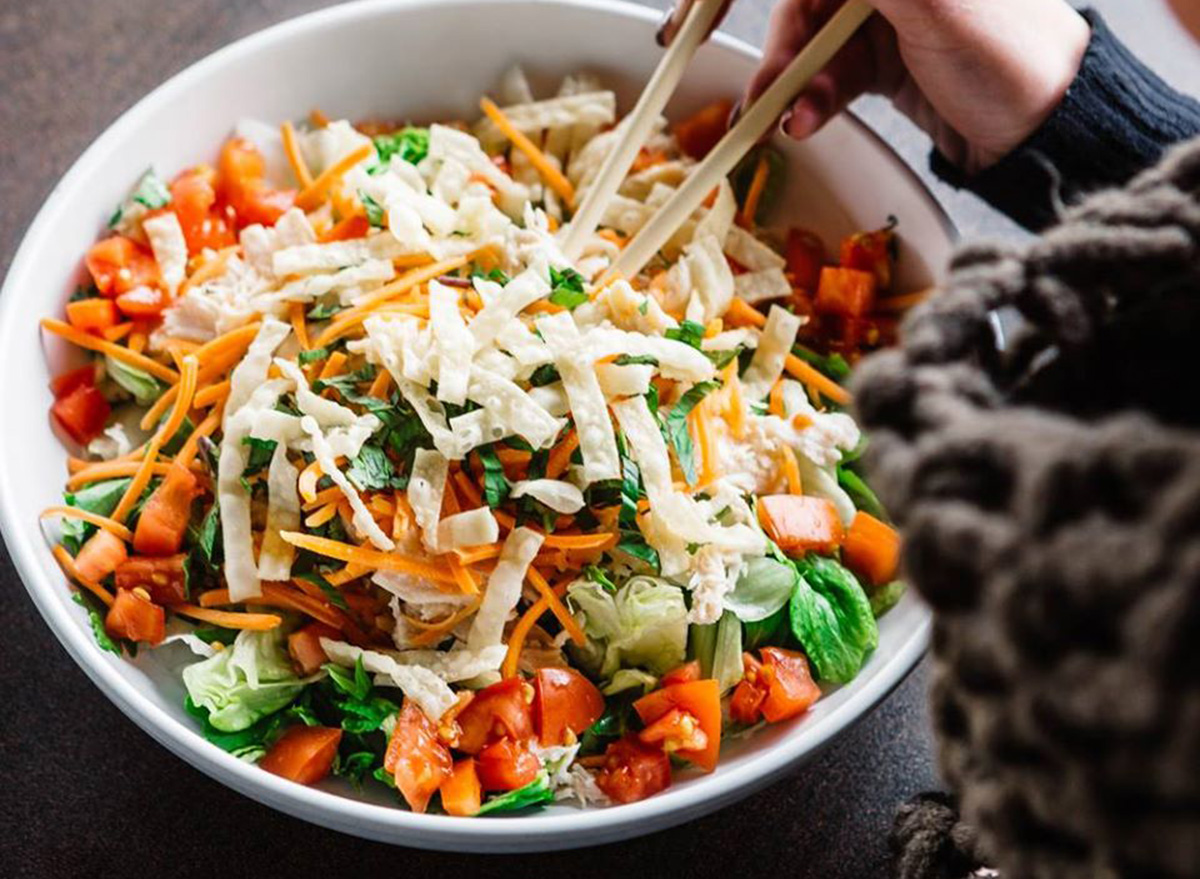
[548,266,588,310]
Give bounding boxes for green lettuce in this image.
[690,609,744,694]
[788,555,878,684]
[723,556,796,622]
[182,628,308,732]
[567,576,688,678]
[105,354,163,406]
[476,772,554,815]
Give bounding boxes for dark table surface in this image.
[1,2,1195,877]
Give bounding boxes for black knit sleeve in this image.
[931,9,1200,231]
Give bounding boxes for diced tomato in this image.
[730,677,767,725]
[105,587,165,645]
[455,677,535,754]
[815,266,877,318]
[131,462,198,556]
[320,214,370,243]
[476,737,540,792]
[168,167,236,253]
[842,511,901,586]
[631,146,669,172]
[74,528,128,583]
[659,661,702,687]
[757,494,844,555]
[673,99,733,160]
[385,701,453,813]
[114,285,169,319]
[785,228,826,293]
[758,647,821,722]
[533,668,605,747]
[65,298,120,334]
[218,138,296,228]
[440,758,483,817]
[638,708,709,755]
[114,554,189,605]
[85,236,160,296]
[287,622,340,675]
[594,735,672,804]
[50,365,98,399]
[259,725,342,785]
[51,383,110,445]
[839,227,894,289]
[634,679,722,772]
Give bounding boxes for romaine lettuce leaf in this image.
[568,576,688,678]
[105,354,163,406]
[788,554,878,684]
[723,556,796,622]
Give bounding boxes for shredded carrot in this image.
[367,368,392,399]
[768,379,786,417]
[739,152,771,227]
[193,379,230,408]
[175,403,223,470]
[452,470,484,510]
[480,98,575,207]
[325,563,369,587]
[281,120,314,188]
[596,228,627,249]
[302,486,342,511]
[138,385,177,433]
[546,429,579,480]
[453,542,502,566]
[66,460,203,490]
[305,501,341,528]
[111,354,198,523]
[501,572,576,678]
[295,142,373,211]
[784,353,852,406]
[726,372,746,440]
[317,351,348,381]
[102,323,134,342]
[309,108,330,128]
[202,583,345,631]
[693,405,720,487]
[289,301,311,350]
[41,506,133,543]
[314,255,468,347]
[278,531,458,585]
[447,554,479,595]
[52,544,115,607]
[704,318,723,339]
[298,460,323,503]
[792,413,813,430]
[128,331,147,354]
[407,597,484,647]
[723,298,768,329]
[780,446,803,495]
[173,604,282,630]
[527,567,586,646]
[523,299,565,315]
[180,245,239,296]
[41,318,179,383]
[194,322,262,366]
[540,532,618,551]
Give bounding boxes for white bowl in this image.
[0,0,949,853]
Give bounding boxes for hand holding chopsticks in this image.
[608,0,875,279]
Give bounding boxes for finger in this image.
[657,0,735,47]
[780,20,889,140]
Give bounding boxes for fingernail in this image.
[655,6,675,46]
[778,108,794,136]
[728,98,744,128]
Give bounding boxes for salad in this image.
[40,67,914,815]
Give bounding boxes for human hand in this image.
[684,0,1090,174]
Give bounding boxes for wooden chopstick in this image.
[559,0,726,259]
[611,0,875,279]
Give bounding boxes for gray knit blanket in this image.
[856,139,1200,879]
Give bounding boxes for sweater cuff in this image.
[931,9,1200,231]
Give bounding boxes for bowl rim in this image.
[0,0,943,850]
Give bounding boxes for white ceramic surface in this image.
[0,0,951,853]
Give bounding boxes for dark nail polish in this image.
[727,98,743,128]
[655,6,675,46]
